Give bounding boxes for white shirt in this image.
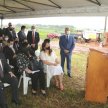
[40,50,57,63]
[0,60,3,71]
[65,35,70,40]
[10,31,13,36]
[0,43,2,47]
[9,46,15,54]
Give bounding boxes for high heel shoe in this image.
[56,81,60,88]
[40,90,47,97]
[60,82,64,90]
[32,92,37,95]
[32,89,37,95]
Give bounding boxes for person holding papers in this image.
[17,42,46,96]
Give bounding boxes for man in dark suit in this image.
[27,26,40,52]
[17,26,26,46]
[0,52,21,108]
[0,36,5,52]
[0,28,3,36]
[3,39,18,77]
[13,37,20,54]
[4,22,16,41]
[59,28,75,78]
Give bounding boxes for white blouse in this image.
[40,50,57,63]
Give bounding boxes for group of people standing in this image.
[0,22,75,108]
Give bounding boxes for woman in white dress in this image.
[40,41,64,90]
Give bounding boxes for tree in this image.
[70,28,75,33]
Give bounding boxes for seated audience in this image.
[40,39,50,51]
[0,36,5,52]
[3,40,19,77]
[40,41,64,90]
[17,42,47,96]
[13,37,20,54]
[19,37,28,51]
[22,37,28,43]
[17,26,26,46]
[0,52,21,108]
[3,35,9,46]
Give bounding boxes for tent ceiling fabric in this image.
[0,0,108,19]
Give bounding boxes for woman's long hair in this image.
[41,41,52,55]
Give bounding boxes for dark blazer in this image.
[3,46,15,64]
[59,35,75,56]
[18,30,26,44]
[4,28,16,40]
[0,28,3,36]
[27,31,40,51]
[0,52,11,80]
[13,43,20,54]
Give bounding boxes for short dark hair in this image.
[21,26,26,30]
[8,22,12,25]
[22,37,27,42]
[44,39,50,43]
[7,39,14,43]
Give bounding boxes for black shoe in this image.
[12,99,22,105]
[40,90,47,97]
[68,73,72,78]
[0,104,8,108]
[32,92,37,96]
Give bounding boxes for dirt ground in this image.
[39,39,108,54]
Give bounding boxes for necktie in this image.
[0,64,3,78]
[33,32,35,44]
[67,35,68,42]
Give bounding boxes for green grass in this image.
[4,48,108,108]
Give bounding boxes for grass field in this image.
[4,48,108,108]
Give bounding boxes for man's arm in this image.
[59,36,66,51]
[69,36,75,53]
[27,32,31,44]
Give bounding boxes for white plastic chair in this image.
[44,64,51,87]
[18,71,31,95]
[4,83,10,87]
[35,50,40,59]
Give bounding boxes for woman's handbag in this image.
[29,59,44,71]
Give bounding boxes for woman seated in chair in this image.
[17,42,47,96]
[40,40,64,90]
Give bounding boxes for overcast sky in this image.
[3,17,107,30]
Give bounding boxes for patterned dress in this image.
[16,52,37,76]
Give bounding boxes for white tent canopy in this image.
[0,0,108,19]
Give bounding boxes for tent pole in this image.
[103,16,107,46]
